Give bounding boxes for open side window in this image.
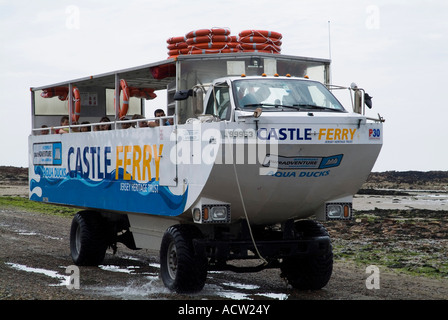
[205,83,231,121]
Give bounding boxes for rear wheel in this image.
[280,220,333,290]
[70,211,108,266]
[160,224,207,293]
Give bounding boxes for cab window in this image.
[205,83,231,120]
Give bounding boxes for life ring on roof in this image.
[166,36,186,44]
[191,42,229,49]
[168,48,190,56]
[242,49,281,54]
[239,30,282,39]
[186,35,231,45]
[115,79,130,119]
[189,49,224,55]
[167,42,188,50]
[186,28,231,38]
[189,47,240,55]
[240,43,282,52]
[239,36,282,46]
[166,36,188,58]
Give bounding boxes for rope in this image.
[226,122,268,265]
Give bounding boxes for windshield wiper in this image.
[295,104,344,112]
[244,103,301,110]
[243,103,343,112]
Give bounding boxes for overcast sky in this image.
[1,0,447,172]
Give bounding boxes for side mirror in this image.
[174,89,193,101]
[364,93,373,109]
[193,87,204,114]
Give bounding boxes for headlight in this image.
[201,205,230,224]
[210,206,228,221]
[327,204,343,219]
[326,203,352,220]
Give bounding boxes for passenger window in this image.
[205,83,231,120]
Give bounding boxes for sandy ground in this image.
[1,183,448,301]
[1,204,447,302]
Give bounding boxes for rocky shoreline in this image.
[3,166,447,193]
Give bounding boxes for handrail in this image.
[32,115,176,135]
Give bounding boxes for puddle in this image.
[88,276,169,300]
[257,292,288,300]
[98,265,141,274]
[90,262,289,300]
[14,229,61,240]
[6,259,289,300]
[221,281,260,290]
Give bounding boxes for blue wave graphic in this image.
[30,166,188,216]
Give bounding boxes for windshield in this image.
[233,78,345,112]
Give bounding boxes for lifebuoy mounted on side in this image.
[115,79,130,119]
[71,87,81,122]
[115,79,158,118]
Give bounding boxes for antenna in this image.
[328,20,332,61]
[328,20,332,85]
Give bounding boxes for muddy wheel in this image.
[280,220,333,290]
[160,224,207,293]
[70,211,108,266]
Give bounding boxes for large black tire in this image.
[280,220,333,290]
[70,211,108,266]
[160,224,207,293]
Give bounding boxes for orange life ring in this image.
[186,35,231,45]
[115,79,130,119]
[166,36,186,44]
[240,49,281,54]
[226,42,240,48]
[240,43,281,52]
[190,42,229,49]
[71,87,81,122]
[239,30,282,39]
[221,48,241,53]
[189,47,241,55]
[167,42,188,50]
[186,28,231,39]
[189,48,225,55]
[168,48,190,56]
[239,36,282,46]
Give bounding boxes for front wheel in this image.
[160,224,207,293]
[280,220,333,290]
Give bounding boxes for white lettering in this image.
[65,265,80,289]
[66,5,81,30]
[366,265,380,289]
[366,5,380,30]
